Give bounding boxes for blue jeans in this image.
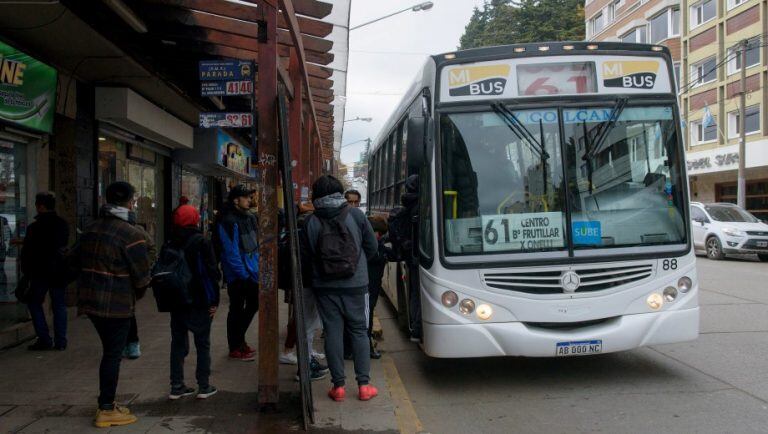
[27,282,67,347]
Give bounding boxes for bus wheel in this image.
[706,237,724,260]
[758,254,768,262]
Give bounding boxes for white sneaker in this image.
[311,350,325,360]
[279,351,298,365]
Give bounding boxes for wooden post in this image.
[288,51,303,202]
[302,108,312,199]
[257,0,280,410]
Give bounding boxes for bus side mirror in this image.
[406,116,426,171]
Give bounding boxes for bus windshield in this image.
[440,105,687,256]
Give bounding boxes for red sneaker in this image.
[358,384,378,401]
[242,344,255,355]
[229,350,255,361]
[328,386,345,402]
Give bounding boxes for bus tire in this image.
[758,254,768,262]
[706,236,724,260]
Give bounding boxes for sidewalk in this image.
[0,291,403,433]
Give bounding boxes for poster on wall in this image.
[0,41,57,133]
[217,131,255,178]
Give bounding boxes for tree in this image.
[459,0,585,50]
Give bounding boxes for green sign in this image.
[0,41,57,133]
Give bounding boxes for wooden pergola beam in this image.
[293,0,333,19]
[278,0,325,149]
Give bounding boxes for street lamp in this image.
[350,2,434,31]
[341,138,372,148]
[344,117,373,123]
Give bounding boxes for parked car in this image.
[690,202,768,261]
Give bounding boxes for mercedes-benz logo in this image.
[560,271,581,293]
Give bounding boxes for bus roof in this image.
[432,41,671,66]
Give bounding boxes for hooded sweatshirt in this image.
[301,192,378,294]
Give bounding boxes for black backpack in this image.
[388,206,413,260]
[314,206,359,279]
[151,235,200,312]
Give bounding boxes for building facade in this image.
[680,0,768,219]
[586,0,682,86]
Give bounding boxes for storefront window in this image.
[0,140,29,327]
[181,170,210,233]
[98,132,162,244]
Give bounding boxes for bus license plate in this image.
[757,241,768,248]
[555,340,602,357]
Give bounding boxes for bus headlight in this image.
[646,293,664,310]
[476,304,493,320]
[663,286,678,302]
[441,291,458,308]
[459,299,475,315]
[678,277,693,293]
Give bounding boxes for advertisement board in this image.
[0,41,57,133]
[217,130,255,177]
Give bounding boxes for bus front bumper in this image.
[421,307,699,358]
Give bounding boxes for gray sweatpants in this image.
[315,292,370,387]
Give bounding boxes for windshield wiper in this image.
[491,102,549,160]
[586,97,628,160]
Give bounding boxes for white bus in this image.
[367,42,698,358]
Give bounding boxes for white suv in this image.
[690,202,768,261]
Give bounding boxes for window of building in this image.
[621,26,647,43]
[691,117,718,145]
[690,56,717,87]
[728,105,761,137]
[716,180,768,221]
[673,62,681,90]
[727,0,747,10]
[650,8,680,43]
[727,38,760,75]
[690,0,716,29]
[591,12,604,35]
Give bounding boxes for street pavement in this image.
[3,257,768,433]
[379,257,768,434]
[0,291,401,434]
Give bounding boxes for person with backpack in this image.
[161,204,220,400]
[365,215,393,359]
[20,192,70,351]
[76,182,151,428]
[301,175,379,402]
[217,185,260,361]
[388,175,422,342]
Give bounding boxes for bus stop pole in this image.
[257,0,280,410]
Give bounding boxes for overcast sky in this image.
[340,0,485,165]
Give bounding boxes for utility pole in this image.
[738,39,748,208]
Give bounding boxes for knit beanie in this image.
[173,204,200,227]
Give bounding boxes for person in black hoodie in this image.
[21,192,70,351]
[389,175,422,342]
[366,215,393,359]
[167,204,221,400]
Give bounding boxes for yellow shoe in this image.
[94,404,137,428]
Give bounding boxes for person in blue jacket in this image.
[217,185,260,361]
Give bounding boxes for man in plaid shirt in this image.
[77,182,151,428]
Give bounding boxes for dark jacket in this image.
[20,211,69,285]
[368,237,393,291]
[301,193,377,294]
[170,226,221,309]
[217,206,259,284]
[76,205,152,319]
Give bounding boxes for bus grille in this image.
[482,264,654,295]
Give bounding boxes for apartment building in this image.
[586,0,682,86]
[680,0,768,219]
